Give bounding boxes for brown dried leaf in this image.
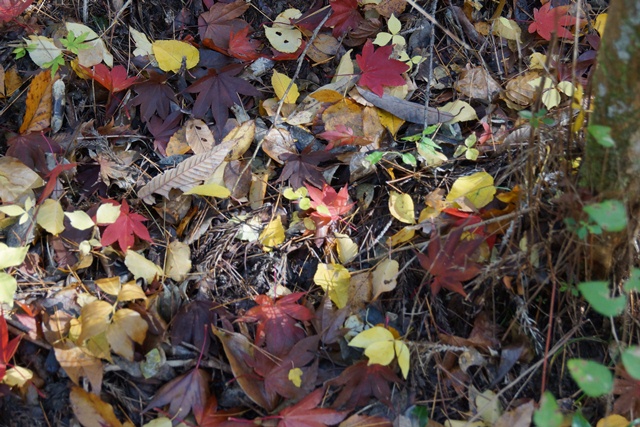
[186,119,215,154]
[494,401,534,427]
[454,66,502,100]
[138,138,236,203]
[70,386,129,427]
[54,343,103,393]
[20,70,53,134]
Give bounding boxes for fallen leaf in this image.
[329,360,401,409]
[528,3,575,41]
[446,171,496,210]
[0,157,44,202]
[276,388,348,427]
[20,70,52,134]
[259,216,286,252]
[325,0,363,37]
[66,22,113,67]
[356,40,409,97]
[70,386,125,427]
[372,258,399,300]
[0,0,34,22]
[125,250,164,282]
[36,198,65,235]
[314,263,351,309]
[272,70,300,104]
[99,199,153,252]
[335,232,358,264]
[152,40,200,72]
[144,368,209,422]
[440,99,478,123]
[389,191,415,224]
[198,0,250,49]
[349,326,410,378]
[265,9,303,54]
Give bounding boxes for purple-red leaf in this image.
[356,40,409,97]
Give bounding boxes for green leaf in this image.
[583,200,627,232]
[534,391,563,427]
[578,281,627,317]
[401,152,416,167]
[621,346,640,380]
[623,268,640,293]
[567,359,613,397]
[571,411,591,427]
[366,151,385,165]
[588,124,615,148]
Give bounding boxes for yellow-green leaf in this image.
[272,70,299,104]
[314,263,350,308]
[0,243,28,269]
[389,191,415,224]
[0,272,17,305]
[184,183,231,198]
[288,367,303,387]
[152,40,199,72]
[36,199,65,235]
[335,232,358,264]
[2,366,33,387]
[446,171,496,209]
[259,216,285,252]
[125,250,163,282]
[65,210,95,231]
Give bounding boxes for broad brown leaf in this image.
[328,361,401,409]
[185,64,260,137]
[416,227,485,297]
[144,368,210,422]
[613,366,640,417]
[239,292,314,356]
[198,0,250,50]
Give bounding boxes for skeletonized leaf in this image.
[138,138,235,203]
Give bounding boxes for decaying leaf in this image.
[19,70,53,134]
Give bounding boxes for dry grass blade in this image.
[138,139,235,203]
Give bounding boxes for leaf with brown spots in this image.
[20,70,53,134]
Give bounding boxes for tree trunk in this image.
[581,0,640,201]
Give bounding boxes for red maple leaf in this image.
[0,0,34,22]
[528,2,576,41]
[356,40,409,97]
[144,368,209,423]
[306,184,353,224]
[129,71,178,123]
[196,396,244,427]
[185,64,260,136]
[198,0,250,50]
[99,199,153,253]
[328,361,401,409]
[275,388,348,427]
[239,292,314,356]
[0,315,22,381]
[325,0,364,38]
[416,227,484,297]
[85,64,138,93]
[317,125,361,150]
[228,27,262,62]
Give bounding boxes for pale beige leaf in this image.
[95,277,121,296]
[137,139,236,203]
[54,344,103,393]
[65,210,95,231]
[118,282,147,302]
[494,401,534,427]
[0,272,17,305]
[125,250,163,282]
[70,386,124,427]
[95,202,121,224]
[78,300,113,343]
[36,198,65,235]
[185,119,214,154]
[2,366,33,387]
[224,120,255,160]
[475,389,502,425]
[0,157,44,203]
[164,241,191,282]
[440,100,478,123]
[335,232,358,264]
[25,36,63,68]
[107,308,148,360]
[372,258,399,300]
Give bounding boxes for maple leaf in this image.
[198,0,250,50]
[613,365,640,417]
[196,396,244,427]
[0,0,34,22]
[185,64,260,136]
[528,3,575,41]
[129,71,178,123]
[279,146,334,189]
[317,125,363,150]
[170,300,232,355]
[99,199,153,253]
[6,132,62,174]
[416,227,484,297]
[325,0,364,38]
[306,184,353,225]
[147,110,184,155]
[0,315,22,381]
[228,27,262,62]
[263,335,319,399]
[85,64,138,93]
[356,40,409,97]
[144,368,209,423]
[328,361,401,409]
[239,292,314,356]
[275,388,348,427]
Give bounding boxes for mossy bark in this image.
[581,0,640,201]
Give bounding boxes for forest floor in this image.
[0,0,636,426]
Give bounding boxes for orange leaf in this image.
[19,70,53,134]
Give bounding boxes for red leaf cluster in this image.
[528,3,576,41]
[0,316,21,382]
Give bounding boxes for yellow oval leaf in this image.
[125,250,163,282]
[272,70,299,104]
[152,40,199,72]
[259,216,285,252]
[335,232,358,264]
[265,26,302,53]
[596,415,630,427]
[37,198,65,235]
[389,191,415,224]
[184,183,231,198]
[314,263,350,308]
[446,171,496,209]
[372,258,399,300]
[288,367,303,387]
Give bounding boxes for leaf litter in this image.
[0,0,631,426]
